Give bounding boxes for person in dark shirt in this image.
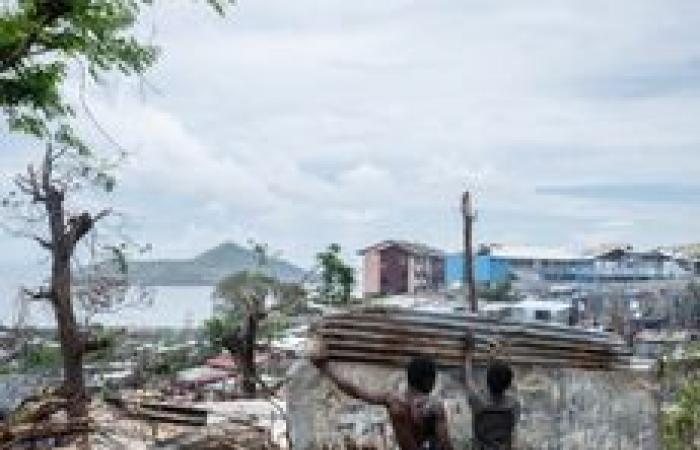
[463,335,520,450]
[310,340,454,450]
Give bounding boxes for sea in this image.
[0,265,214,329]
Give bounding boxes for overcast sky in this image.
[2,0,700,270]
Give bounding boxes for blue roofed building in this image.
[445,253,510,288]
[445,244,694,287]
[446,244,589,287]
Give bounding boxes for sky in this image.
[2,0,700,271]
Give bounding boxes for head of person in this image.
[486,360,513,396]
[406,356,437,394]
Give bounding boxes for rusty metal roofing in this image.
[317,306,631,371]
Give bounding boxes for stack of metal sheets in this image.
[316,306,631,371]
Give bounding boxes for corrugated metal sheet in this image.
[317,306,631,371]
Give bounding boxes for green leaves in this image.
[480,280,517,302]
[316,243,355,304]
[663,377,700,449]
[215,270,277,308]
[1,0,231,142]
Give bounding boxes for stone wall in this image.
[287,362,660,450]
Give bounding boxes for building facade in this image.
[359,241,445,296]
[445,244,695,287]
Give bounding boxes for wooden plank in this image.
[140,402,208,419]
[132,407,207,426]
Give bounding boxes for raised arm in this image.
[434,404,455,450]
[309,338,389,406]
[463,333,480,397]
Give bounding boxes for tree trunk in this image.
[241,311,257,396]
[46,186,87,420]
[53,244,87,419]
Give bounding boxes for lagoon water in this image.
[0,270,214,329]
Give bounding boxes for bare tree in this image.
[1,137,143,421]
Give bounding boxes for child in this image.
[463,335,520,450]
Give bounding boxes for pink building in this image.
[359,240,445,297]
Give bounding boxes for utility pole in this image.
[462,191,477,312]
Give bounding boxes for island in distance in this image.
[128,242,308,286]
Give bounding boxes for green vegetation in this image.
[204,308,244,353]
[680,281,700,328]
[479,280,518,302]
[0,0,231,144]
[316,243,355,304]
[205,243,306,395]
[208,270,303,395]
[1,0,233,421]
[662,377,700,449]
[19,345,63,372]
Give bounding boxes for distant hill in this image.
[127,242,308,286]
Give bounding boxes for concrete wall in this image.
[378,247,409,296]
[363,250,381,296]
[287,362,660,450]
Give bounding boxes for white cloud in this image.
[2,0,700,267]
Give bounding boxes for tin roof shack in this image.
[359,240,445,297]
[289,307,658,450]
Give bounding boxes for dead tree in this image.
[3,142,129,421]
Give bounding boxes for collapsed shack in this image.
[1,392,285,449]
[289,306,660,450]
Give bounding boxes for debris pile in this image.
[169,422,281,450]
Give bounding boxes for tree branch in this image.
[66,208,111,249]
[41,144,53,195]
[94,208,112,223]
[32,235,53,250]
[14,164,45,203]
[22,287,54,301]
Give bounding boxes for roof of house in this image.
[358,240,444,257]
[596,247,672,261]
[482,244,589,261]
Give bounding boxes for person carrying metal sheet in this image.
[309,339,454,450]
[463,335,520,450]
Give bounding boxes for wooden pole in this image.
[462,191,477,312]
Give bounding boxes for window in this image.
[534,310,551,321]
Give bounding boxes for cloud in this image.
[537,183,700,203]
[2,0,700,268]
